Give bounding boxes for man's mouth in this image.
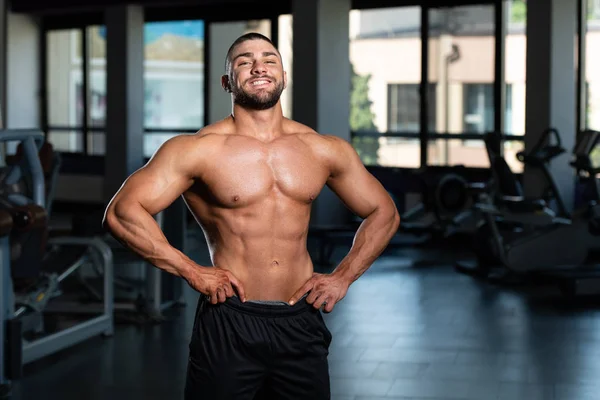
[249,78,272,87]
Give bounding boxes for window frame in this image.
[350,0,525,169]
[41,10,283,159]
[41,1,544,170]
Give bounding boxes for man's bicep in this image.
[326,139,394,219]
[109,138,196,216]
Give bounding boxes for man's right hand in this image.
[184,266,246,304]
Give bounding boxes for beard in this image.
[232,78,284,110]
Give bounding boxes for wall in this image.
[208,21,248,124]
[6,12,40,129]
[208,20,271,124]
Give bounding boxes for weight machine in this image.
[400,166,482,240]
[457,129,600,295]
[0,130,114,397]
[65,199,187,323]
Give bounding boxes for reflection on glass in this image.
[427,4,495,166]
[47,130,84,153]
[429,5,495,135]
[87,132,105,155]
[278,14,293,119]
[585,0,600,130]
[144,133,188,158]
[427,139,489,168]
[87,26,106,128]
[143,20,205,130]
[208,19,272,124]
[349,6,422,167]
[505,0,526,135]
[47,29,83,127]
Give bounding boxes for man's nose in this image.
[252,61,267,74]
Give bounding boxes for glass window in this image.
[47,130,84,153]
[207,19,272,126]
[505,0,526,135]
[47,29,83,130]
[427,139,489,167]
[349,6,422,168]
[278,14,293,119]
[87,25,107,156]
[46,29,84,153]
[387,84,436,132]
[585,0,600,131]
[463,83,494,133]
[142,20,205,157]
[427,4,495,167]
[87,25,106,128]
[144,20,205,130]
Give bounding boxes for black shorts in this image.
[184,294,333,400]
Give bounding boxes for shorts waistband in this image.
[209,294,313,317]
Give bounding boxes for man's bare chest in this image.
[198,142,329,207]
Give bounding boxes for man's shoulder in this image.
[285,119,349,148]
[197,117,235,137]
[153,123,230,161]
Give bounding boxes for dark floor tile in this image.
[360,348,458,364]
[328,346,366,362]
[554,383,600,400]
[347,333,404,348]
[455,351,506,366]
[496,383,555,400]
[10,231,600,400]
[370,361,428,379]
[330,377,394,397]
[328,360,380,378]
[387,378,498,399]
[422,363,528,384]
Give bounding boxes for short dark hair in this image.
[224,32,280,75]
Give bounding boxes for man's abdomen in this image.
[212,236,314,301]
[189,194,316,301]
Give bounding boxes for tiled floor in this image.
[8,232,600,400]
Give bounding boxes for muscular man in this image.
[103,32,399,399]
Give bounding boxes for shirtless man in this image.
[103,32,400,399]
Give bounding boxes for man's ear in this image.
[283,71,288,89]
[221,75,231,93]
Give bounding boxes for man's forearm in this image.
[333,205,400,283]
[104,201,197,280]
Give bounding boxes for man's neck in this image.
[231,104,285,142]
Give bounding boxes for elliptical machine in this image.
[457,130,600,295]
[515,128,570,218]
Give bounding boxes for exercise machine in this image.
[515,128,570,218]
[457,130,600,295]
[66,201,187,323]
[400,166,482,240]
[0,130,114,397]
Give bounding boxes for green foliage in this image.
[591,147,600,169]
[350,63,379,165]
[510,0,527,23]
[589,0,599,20]
[350,64,377,132]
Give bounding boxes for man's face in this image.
[224,39,286,110]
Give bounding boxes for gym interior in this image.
[1,0,599,398]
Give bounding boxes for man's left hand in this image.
[288,272,350,313]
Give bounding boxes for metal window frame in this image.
[39,0,547,165]
[353,0,513,167]
[41,10,283,155]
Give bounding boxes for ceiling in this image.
[11,0,496,16]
